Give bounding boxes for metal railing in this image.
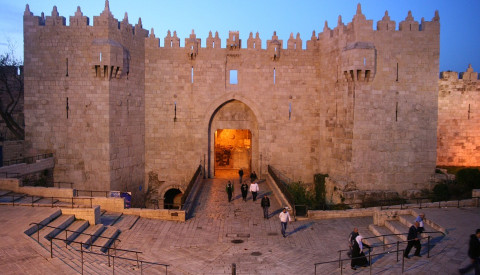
[1,194,93,208]
[0,172,21,178]
[74,190,111,197]
[181,165,202,208]
[53,181,74,189]
[315,231,445,274]
[268,165,296,215]
[2,153,53,166]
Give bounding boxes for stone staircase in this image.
[358,212,446,272]
[24,210,142,274]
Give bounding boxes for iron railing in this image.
[2,153,53,166]
[267,165,296,214]
[0,194,93,208]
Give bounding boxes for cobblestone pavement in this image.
[1,178,479,274]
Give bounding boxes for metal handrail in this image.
[53,182,74,189]
[2,153,53,166]
[4,195,93,208]
[314,249,406,275]
[29,222,122,244]
[74,189,111,197]
[268,165,296,215]
[0,172,21,178]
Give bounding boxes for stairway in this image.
[24,211,141,274]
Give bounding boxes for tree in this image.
[0,46,24,140]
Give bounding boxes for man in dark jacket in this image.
[261,195,270,218]
[226,181,234,202]
[459,228,480,274]
[404,222,421,258]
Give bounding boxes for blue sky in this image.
[0,0,479,73]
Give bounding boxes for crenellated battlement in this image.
[440,64,480,81]
[24,2,439,52]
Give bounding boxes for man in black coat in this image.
[261,195,270,219]
[404,222,421,258]
[459,228,480,274]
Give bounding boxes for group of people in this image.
[226,169,293,238]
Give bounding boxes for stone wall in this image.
[22,2,440,198]
[437,65,480,166]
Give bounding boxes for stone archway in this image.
[208,100,259,179]
[164,188,182,209]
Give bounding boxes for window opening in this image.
[273,68,276,84]
[229,70,238,84]
[289,103,292,120]
[191,66,194,83]
[99,52,102,62]
[396,63,399,81]
[66,58,69,77]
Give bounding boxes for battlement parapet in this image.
[24,1,149,39]
[24,2,439,53]
[440,64,480,81]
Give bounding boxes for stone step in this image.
[384,220,408,241]
[44,214,75,240]
[0,192,25,203]
[368,224,403,248]
[24,209,62,235]
[112,214,140,232]
[64,220,90,244]
[92,226,121,253]
[100,211,123,226]
[75,224,106,248]
[12,195,43,205]
[399,214,438,239]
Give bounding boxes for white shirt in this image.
[279,211,291,223]
[250,183,259,192]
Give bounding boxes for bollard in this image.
[231,263,236,275]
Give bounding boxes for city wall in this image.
[22,1,441,203]
[437,65,480,167]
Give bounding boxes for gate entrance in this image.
[214,129,251,178]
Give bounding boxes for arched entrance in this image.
[164,188,182,209]
[208,100,259,179]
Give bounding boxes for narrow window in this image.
[66,97,69,119]
[170,40,173,47]
[17,67,20,75]
[213,41,215,48]
[468,104,471,120]
[191,66,194,83]
[289,103,292,120]
[396,63,399,81]
[363,57,366,66]
[273,68,276,84]
[229,70,238,84]
[395,102,398,122]
[66,58,69,77]
[294,42,296,50]
[233,36,235,42]
[253,42,255,49]
[99,52,102,62]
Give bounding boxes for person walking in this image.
[459,228,480,274]
[238,168,244,183]
[261,195,271,219]
[250,171,257,182]
[240,182,248,201]
[351,232,370,270]
[404,222,421,258]
[249,181,259,201]
[279,207,291,238]
[348,227,359,258]
[226,181,234,202]
[415,213,425,234]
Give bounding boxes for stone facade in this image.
[437,65,480,167]
[22,1,441,204]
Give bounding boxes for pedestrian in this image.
[279,207,291,237]
[404,221,421,259]
[348,227,359,258]
[459,228,480,275]
[261,194,270,219]
[250,171,257,182]
[350,232,370,270]
[415,213,425,234]
[240,181,248,201]
[238,168,244,183]
[226,181,234,202]
[250,180,259,201]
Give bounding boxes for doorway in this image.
[164,188,182,209]
[214,129,251,178]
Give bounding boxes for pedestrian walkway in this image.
[0,177,479,274]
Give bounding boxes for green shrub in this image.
[456,168,480,193]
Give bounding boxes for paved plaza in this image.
[0,177,479,274]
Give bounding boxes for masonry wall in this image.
[437,68,480,166]
[23,3,441,200]
[23,5,146,202]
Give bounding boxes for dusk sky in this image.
[0,0,479,73]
